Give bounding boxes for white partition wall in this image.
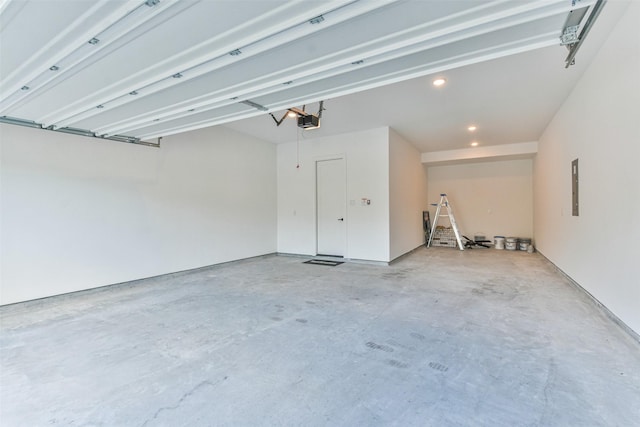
[427,159,534,241]
[277,128,390,262]
[389,129,429,260]
[0,125,277,304]
[534,2,640,334]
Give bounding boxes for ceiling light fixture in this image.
[468,125,477,131]
[432,77,446,87]
[287,111,297,118]
[471,141,479,147]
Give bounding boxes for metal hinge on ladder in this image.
[426,193,464,251]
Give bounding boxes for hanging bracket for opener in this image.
[562,0,607,68]
[270,101,324,127]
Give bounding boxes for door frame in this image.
[314,154,347,257]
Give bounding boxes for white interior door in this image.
[316,158,346,257]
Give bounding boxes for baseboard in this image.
[276,252,389,266]
[343,258,389,266]
[277,252,317,259]
[389,243,426,265]
[537,250,640,344]
[0,252,278,308]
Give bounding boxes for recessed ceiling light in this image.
[287,111,297,118]
[432,77,446,87]
[468,125,477,132]
[471,141,479,147]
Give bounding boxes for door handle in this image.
[338,218,344,221]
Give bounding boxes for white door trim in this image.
[315,155,347,257]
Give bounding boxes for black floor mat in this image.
[303,259,344,267]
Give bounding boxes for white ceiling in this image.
[0,0,625,151]
[226,47,592,152]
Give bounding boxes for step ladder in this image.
[427,193,464,251]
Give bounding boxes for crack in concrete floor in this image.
[1,248,639,426]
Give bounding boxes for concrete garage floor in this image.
[1,248,639,426]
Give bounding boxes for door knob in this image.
[338,218,344,221]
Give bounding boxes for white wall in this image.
[389,129,428,260]
[0,124,276,304]
[277,127,390,262]
[534,2,640,334]
[428,159,533,240]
